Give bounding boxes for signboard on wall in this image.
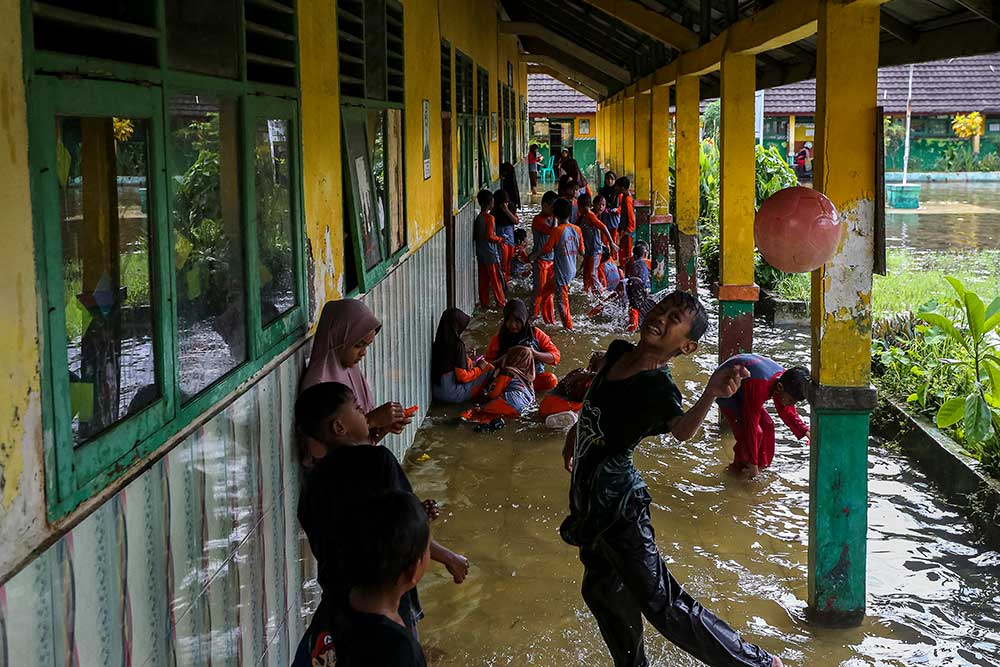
[422,99,431,180]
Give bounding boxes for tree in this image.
[952,112,985,155]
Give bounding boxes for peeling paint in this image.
[822,198,874,318]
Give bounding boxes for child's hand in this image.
[369,402,405,428]
[445,552,470,583]
[477,358,491,370]
[707,364,749,399]
[423,499,440,521]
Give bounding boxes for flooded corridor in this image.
[403,217,1000,666]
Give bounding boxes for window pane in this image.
[58,116,158,446]
[386,109,405,253]
[166,0,240,79]
[255,118,296,326]
[368,109,388,255]
[343,116,385,270]
[170,96,246,398]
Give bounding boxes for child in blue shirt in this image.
[530,197,584,330]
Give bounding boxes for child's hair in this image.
[633,241,648,258]
[514,228,527,244]
[601,248,611,262]
[617,176,631,190]
[477,189,493,208]
[592,194,606,208]
[541,190,558,206]
[295,381,354,449]
[340,491,430,591]
[660,290,710,342]
[577,193,592,208]
[492,188,509,209]
[779,367,811,403]
[553,198,572,221]
[558,182,576,198]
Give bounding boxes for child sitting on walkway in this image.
[431,308,492,404]
[579,193,617,295]
[715,354,810,478]
[511,228,531,280]
[460,346,536,423]
[485,298,560,392]
[625,241,652,290]
[530,198,584,330]
[599,248,621,292]
[319,491,432,666]
[560,291,782,667]
[473,189,505,309]
[538,352,605,429]
[625,277,656,333]
[293,382,470,665]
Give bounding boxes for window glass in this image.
[169,95,246,398]
[166,0,240,79]
[255,118,297,326]
[386,109,405,253]
[368,109,389,254]
[57,116,158,446]
[344,116,385,270]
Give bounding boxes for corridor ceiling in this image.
[503,0,1000,101]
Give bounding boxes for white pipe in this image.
[902,64,914,185]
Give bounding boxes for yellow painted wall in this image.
[299,0,345,308]
[623,95,636,179]
[634,92,652,201]
[0,0,47,579]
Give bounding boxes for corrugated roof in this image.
[528,74,597,116]
[763,52,1000,115]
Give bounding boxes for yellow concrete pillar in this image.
[623,92,636,180]
[675,75,700,293]
[807,0,880,626]
[788,113,797,162]
[616,96,625,173]
[718,51,757,360]
[635,90,652,202]
[651,85,670,214]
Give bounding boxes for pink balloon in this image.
[754,187,841,273]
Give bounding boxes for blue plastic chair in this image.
[539,155,555,183]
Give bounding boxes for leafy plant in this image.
[702,100,720,145]
[952,112,985,140]
[884,116,906,157]
[917,278,1000,471]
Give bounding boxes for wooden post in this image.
[718,51,758,361]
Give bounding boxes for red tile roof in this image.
[527,74,597,116]
[763,53,1000,115]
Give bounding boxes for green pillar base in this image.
[807,386,874,627]
[719,299,754,361]
[675,231,697,294]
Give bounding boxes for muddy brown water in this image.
[403,201,1000,667]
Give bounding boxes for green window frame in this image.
[477,65,491,188]
[24,1,308,520]
[337,0,408,293]
[455,50,475,204]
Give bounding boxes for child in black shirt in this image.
[327,490,432,667]
[292,383,469,666]
[560,291,782,667]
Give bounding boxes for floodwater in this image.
[887,182,1000,252]
[404,203,1000,666]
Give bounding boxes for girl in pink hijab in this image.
[301,299,409,443]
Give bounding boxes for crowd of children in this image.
[291,170,814,666]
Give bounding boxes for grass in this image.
[768,248,1000,316]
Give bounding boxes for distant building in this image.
[761,53,1000,171]
[527,74,597,170]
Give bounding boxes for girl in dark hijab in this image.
[431,308,492,403]
[500,161,521,211]
[484,299,561,392]
[561,158,591,198]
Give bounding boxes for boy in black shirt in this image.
[560,291,782,667]
[311,490,431,666]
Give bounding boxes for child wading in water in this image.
[560,291,782,667]
[530,198,584,330]
[531,191,558,323]
[473,189,505,309]
[293,383,470,665]
[716,354,810,478]
[579,193,617,294]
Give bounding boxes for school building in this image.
[759,52,1000,170]
[526,73,597,174]
[0,0,531,662]
[2,0,1000,662]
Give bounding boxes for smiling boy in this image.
[560,291,782,667]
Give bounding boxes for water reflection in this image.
[887,182,1000,252]
[407,230,1000,666]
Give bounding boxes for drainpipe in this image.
[902,64,914,185]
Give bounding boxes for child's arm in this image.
[533,329,561,365]
[623,196,636,231]
[775,400,810,439]
[431,540,470,583]
[485,215,504,244]
[528,227,559,263]
[670,364,750,441]
[593,218,618,254]
[562,426,577,472]
[455,363,490,384]
[484,335,502,363]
